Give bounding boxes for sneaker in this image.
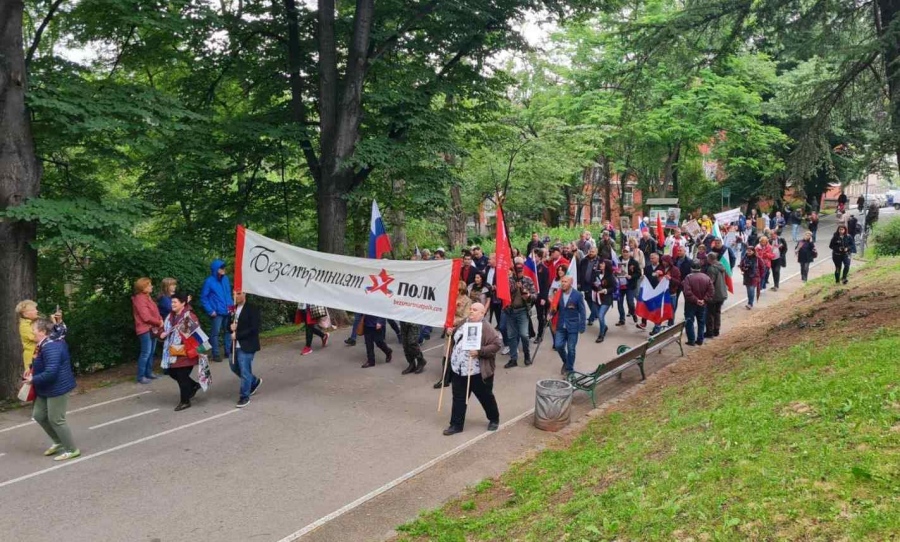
[501,346,510,355]
[147,373,160,380]
[236,397,250,408]
[43,443,63,456]
[301,346,313,356]
[745,304,752,310]
[772,286,779,291]
[636,322,647,330]
[487,421,499,431]
[344,338,356,346]
[250,377,262,396]
[54,449,81,462]
[322,333,329,347]
[137,377,152,385]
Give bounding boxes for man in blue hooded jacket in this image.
[201,259,234,362]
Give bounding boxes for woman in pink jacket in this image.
[132,277,163,384]
[755,236,776,293]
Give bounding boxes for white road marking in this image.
[0,453,5,458]
[422,343,447,353]
[0,391,153,434]
[0,409,240,490]
[275,407,536,541]
[89,409,159,430]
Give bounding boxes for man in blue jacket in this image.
[551,275,586,375]
[201,259,234,362]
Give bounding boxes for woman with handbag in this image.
[132,277,164,384]
[795,231,817,282]
[26,318,80,461]
[159,292,203,411]
[299,304,329,356]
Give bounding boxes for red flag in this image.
[656,215,665,248]
[495,206,512,308]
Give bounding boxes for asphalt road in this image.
[0,208,891,542]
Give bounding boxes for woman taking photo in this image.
[795,231,817,282]
[160,292,204,411]
[829,225,854,284]
[28,318,79,461]
[16,301,66,373]
[591,259,616,343]
[132,277,164,384]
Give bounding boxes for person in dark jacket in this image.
[704,252,728,338]
[591,259,616,343]
[577,247,600,325]
[795,231,817,282]
[200,259,234,362]
[682,261,713,346]
[637,252,663,330]
[829,225,854,284]
[27,318,79,461]
[361,314,393,368]
[659,255,682,331]
[616,247,641,326]
[807,211,819,243]
[533,249,551,343]
[740,246,764,309]
[846,215,859,254]
[551,276,586,374]
[229,291,262,408]
[638,230,657,263]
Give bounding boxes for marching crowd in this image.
[14,203,864,449]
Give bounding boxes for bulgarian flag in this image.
[720,252,734,293]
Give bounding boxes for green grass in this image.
[260,324,301,339]
[397,329,900,541]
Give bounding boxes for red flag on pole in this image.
[495,206,512,308]
[656,215,665,248]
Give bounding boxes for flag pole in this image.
[437,333,452,412]
[465,351,473,405]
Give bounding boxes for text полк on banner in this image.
[234,226,461,328]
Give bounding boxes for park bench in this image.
[644,321,685,358]
[566,342,650,408]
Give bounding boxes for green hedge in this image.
[873,216,900,257]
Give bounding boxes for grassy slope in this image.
[397,259,900,541]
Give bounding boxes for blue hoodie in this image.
[201,259,233,316]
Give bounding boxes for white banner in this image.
[235,227,461,327]
[715,207,742,225]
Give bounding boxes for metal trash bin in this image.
[534,379,574,432]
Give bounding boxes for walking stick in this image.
[465,352,473,405]
[437,333,452,412]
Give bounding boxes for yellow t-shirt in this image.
[19,317,36,372]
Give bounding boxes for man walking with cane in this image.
[442,303,503,436]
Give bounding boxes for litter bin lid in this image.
[536,379,573,392]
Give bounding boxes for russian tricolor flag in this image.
[634,276,674,324]
[368,200,392,259]
[523,251,539,287]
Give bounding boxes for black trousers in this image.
[488,300,502,326]
[364,327,391,362]
[450,371,499,430]
[705,301,723,336]
[535,298,548,339]
[167,366,197,403]
[772,264,782,288]
[305,323,325,347]
[833,254,851,281]
[386,319,401,339]
[800,262,810,281]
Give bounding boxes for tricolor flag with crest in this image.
[368,200,392,259]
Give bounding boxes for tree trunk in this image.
[447,183,466,250]
[663,141,682,196]
[877,0,900,166]
[316,172,350,253]
[0,0,41,399]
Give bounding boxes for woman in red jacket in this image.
[132,277,163,384]
[754,235,776,292]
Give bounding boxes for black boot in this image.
[414,356,427,374]
[401,362,416,375]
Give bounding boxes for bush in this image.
[873,216,900,257]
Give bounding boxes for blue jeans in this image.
[596,303,611,338]
[684,303,707,343]
[505,308,530,362]
[230,348,259,400]
[581,289,598,323]
[418,325,432,342]
[136,332,156,380]
[554,327,579,372]
[761,268,770,290]
[791,223,800,241]
[746,285,756,307]
[498,311,509,343]
[617,288,636,322]
[209,314,233,360]
[669,292,679,326]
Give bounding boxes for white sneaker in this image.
[54,449,81,461]
[43,443,63,456]
[501,346,510,355]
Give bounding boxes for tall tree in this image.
[0,0,41,397]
